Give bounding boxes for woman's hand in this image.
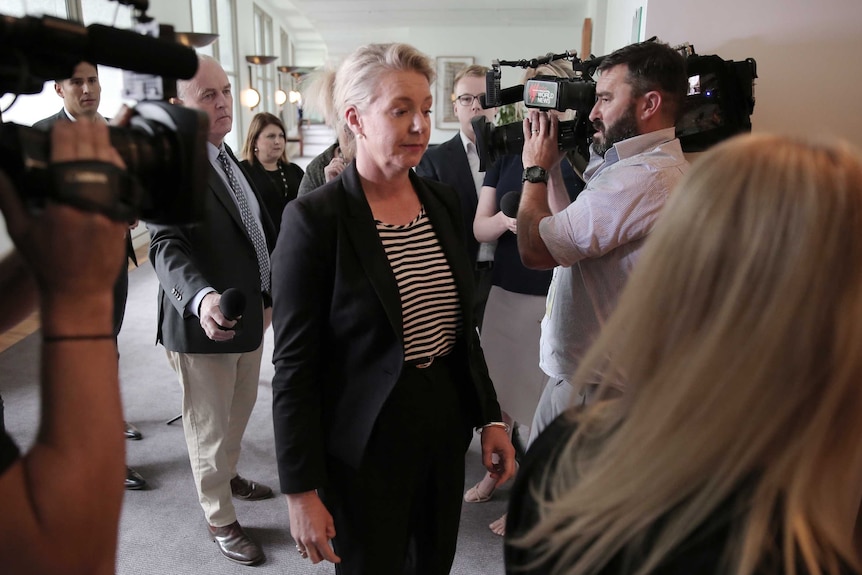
[480,426,517,489]
[323,156,346,183]
[497,211,518,234]
[285,491,341,565]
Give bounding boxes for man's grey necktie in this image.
[216,149,271,294]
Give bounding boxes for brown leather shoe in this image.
[230,475,273,501]
[208,521,264,565]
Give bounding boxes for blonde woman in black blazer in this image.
[271,43,515,575]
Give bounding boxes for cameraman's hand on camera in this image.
[523,110,567,171]
[0,118,130,575]
[0,120,128,333]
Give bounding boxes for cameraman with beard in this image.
[0,119,129,575]
[515,41,689,447]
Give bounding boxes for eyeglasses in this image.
[455,93,485,106]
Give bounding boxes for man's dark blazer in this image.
[270,162,503,494]
[32,109,70,131]
[147,145,276,354]
[416,134,481,264]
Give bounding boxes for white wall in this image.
[646,0,862,148]
[602,0,648,54]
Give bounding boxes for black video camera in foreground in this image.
[472,41,757,171]
[0,8,209,224]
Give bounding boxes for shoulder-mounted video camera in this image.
[472,40,757,171]
[0,1,208,224]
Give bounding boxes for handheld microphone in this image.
[219,288,246,321]
[500,190,521,218]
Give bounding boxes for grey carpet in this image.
[0,260,511,574]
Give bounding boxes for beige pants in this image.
[167,343,264,527]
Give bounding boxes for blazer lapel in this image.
[208,164,246,233]
[227,145,277,248]
[210,146,278,251]
[340,164,404,341]
[444,136,479,211]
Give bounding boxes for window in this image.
[191,0,240,150]
[253,5,275,114]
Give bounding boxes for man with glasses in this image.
[417,65,498,330]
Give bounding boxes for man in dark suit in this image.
[147,55,275,566]
[32,60,147,491]
[416,65,498,330]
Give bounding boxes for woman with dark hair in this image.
[241,112,304,233]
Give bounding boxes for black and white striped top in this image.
[376,206,462,363]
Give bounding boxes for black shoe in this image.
[209,521,265,565]
[124,421,143,440]
[125,466,147,490]
[230,475,273,501]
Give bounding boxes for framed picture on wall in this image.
[435,56,474,129]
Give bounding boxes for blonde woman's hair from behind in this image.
[301,67,355,162]
[513,133,862,575]
[333,43,435,144]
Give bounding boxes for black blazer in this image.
[416,134,481,264]
[32,109,70,131]
[148,145,276,354]
[271,162,502,494]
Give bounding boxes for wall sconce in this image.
[278,66,313,109]
[240,64,261,109]
[242,55,278,110]
[274,69,288,107]
[274,87,288,107]
[174,32,218,48]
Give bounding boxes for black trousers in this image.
[322,355,474,575]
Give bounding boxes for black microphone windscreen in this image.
[219,288,246,321]
[497,85,526,107]
[500,190,521,218]
[86,24,199,79]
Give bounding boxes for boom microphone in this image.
[87,24,199,79]
[500,190,521,218]
[0,14,198,94]
[219,288,246,321]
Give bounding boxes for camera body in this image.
[472,42,757,171]
[474,73,597,170]
[0,101,209,224]
[0,10,207,224]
